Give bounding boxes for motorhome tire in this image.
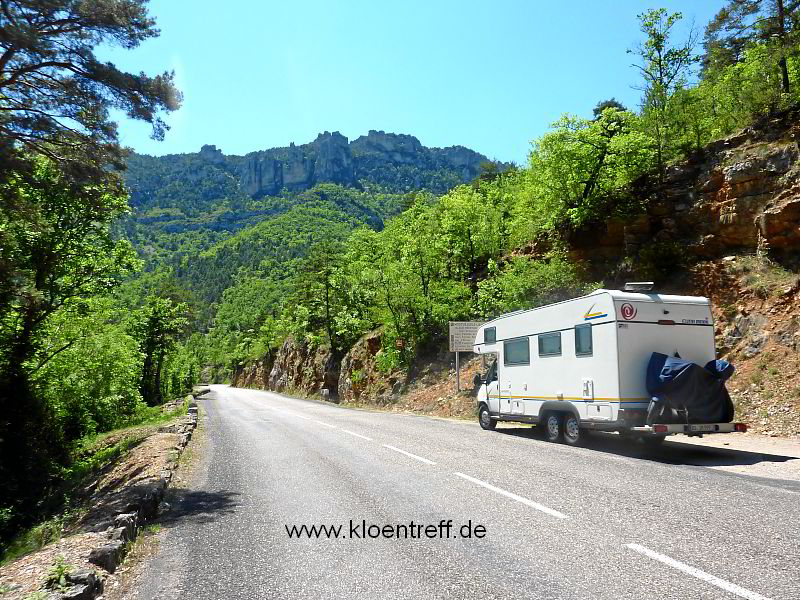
[563,413,581,446]
[478,404,496,431]
[543,412,562,443]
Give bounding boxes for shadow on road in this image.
[158,489,240,527]
[494,426,797,469]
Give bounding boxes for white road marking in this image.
[313,420,338,429]
[626,544,773,600]
[382,444,436,465]
[279,410,311,420]
[340,429,373,441]
[453,472,567,519]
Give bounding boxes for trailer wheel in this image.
[562,413,582,446]
[478,404,496,431]
[543,412,562,443]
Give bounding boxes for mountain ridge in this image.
[125,129,503,215]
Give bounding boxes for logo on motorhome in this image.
[583,304,608,321]
[620,303,637,320]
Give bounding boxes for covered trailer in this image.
[472,286,746,445]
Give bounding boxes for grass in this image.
[0,511,82,567]
[0,397,189,565]
[726,255,798,298]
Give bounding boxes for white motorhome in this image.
[472,286,747,445]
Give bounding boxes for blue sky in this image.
[105,0,725,164]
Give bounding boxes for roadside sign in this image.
[449,321,484,353]
[449,321,484,392]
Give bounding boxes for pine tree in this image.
[704,0,800,94]
[0,1,181,185]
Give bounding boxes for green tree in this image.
[516,109,653,231]
[131,297,188,406]
[0,157,138,524]
[476,255,592,318]
[592,98,628,117]
[629,9,697,182]
[32,297,144,441]
[0,0,181,184]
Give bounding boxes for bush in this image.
[33,319,144,442]
[477,255,594,318]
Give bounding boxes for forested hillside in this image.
[118,130,500,323]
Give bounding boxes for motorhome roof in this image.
[596,289,710,304]
[479,288,710,327]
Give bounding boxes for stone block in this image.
[88,540,124,573]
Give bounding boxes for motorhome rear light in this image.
[735,423,748,432]
[657,319,676,325]
[653,424,668,433]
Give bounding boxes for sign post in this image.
[448,321,484,393]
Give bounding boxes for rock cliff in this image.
[571,110,800,260]
[232,337,339,399]
[201,130,497,198]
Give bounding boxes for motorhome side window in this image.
[503,337,530,366]
[538,332,561,357]
[484,327,496,343]
[575,324,592,356]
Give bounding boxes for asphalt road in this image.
[136,385,799,600]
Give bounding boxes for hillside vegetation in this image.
[3,0,800,558]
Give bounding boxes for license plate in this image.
[689,424,716,432]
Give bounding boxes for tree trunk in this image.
[778,0,791,94]
[323,272,336,354]
[155,348,165,405]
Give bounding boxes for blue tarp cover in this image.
[645,353,735,424]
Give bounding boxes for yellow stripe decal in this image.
[490,395,650,402]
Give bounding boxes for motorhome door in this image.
[485,356,500,413]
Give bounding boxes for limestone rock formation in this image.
[199,144,225,164]
[311,131,354,185]
[338,329,387,403]
[261,337,339,398]
[350,130,423,163]
[241,155,282,197]
[201,130,497,198]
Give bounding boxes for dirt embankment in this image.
[0,396,200,600]
[696,257,800,436]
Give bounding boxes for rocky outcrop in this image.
[338,329,404,405]
[231,356,274,389]
[350,130,423,163]
[311,131,354,185]
[269,337,339,397]
[241,155,282,197]
[199,144,225,164]
[570,111,800,260]
[232,330,405,404]
[213,129,498,198]
[231,337,340,398]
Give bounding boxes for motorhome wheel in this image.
[544,412,562,442]
[479,404,496,430]
[563,413,581,445]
